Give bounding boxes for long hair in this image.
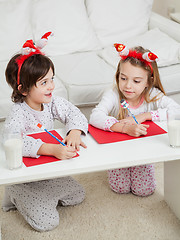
[115,46,165,120]
[5,54,55,103]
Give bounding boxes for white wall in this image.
[152,0,180,18]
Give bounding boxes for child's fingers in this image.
[141,124,149,128]
[80,140,87,149]
[139,125,149,135]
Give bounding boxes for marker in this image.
[120,99,139,124]
[37,123,66,146]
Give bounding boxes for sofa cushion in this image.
[32,0,100,56]
[0,61,13,118]
[52,52,115,106]
[98,28,180,68]
[159,64,180,95]
[0,0,32,61]
[86,0,153,47]
[123,28,180,67]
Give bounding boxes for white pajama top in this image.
[89,87,180,131]
[4,96,88,158]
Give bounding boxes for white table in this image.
[0,122,180,220]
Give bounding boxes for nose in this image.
[48,80,55,90]
[125,80,131,88]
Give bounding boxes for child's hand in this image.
[62,129,87,151]
[52,144,76,159]
[123,123,149,137]
[37,143,76,160]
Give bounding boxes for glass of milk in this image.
[167,108,180,147]
[3,131,23,170]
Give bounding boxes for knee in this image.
[75,186,85,204]
[29,212,60,232]
[131,164,156,196]
[109,181,130,194]
[108,169,131,194]
[61,184,85,206]
[131,182,156,197]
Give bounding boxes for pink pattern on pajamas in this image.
[104,118,119,131]
[108,164,156,196]
[151,111,160,121]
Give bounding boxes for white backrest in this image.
[85,0,154,47]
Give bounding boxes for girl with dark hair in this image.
[2,33,88,231]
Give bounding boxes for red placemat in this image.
[88,121,167,144]
[23,130,79,167]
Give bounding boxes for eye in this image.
[121,77,126,81]
[134,80,140,83]
[41,80,47,86]
[51,76,54,81]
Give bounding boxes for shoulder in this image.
[149,87,164,99]
[51,95,69,104]
[5,102,26,127]
[102,87,119,101]
[50,95,77,111]
[8,102,24,115]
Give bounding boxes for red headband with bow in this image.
[16,32,53,85]
[114,43,158,74]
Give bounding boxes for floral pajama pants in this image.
[108,164,156,196]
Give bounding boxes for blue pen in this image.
[37,123,66,146]
[120,99,139,124]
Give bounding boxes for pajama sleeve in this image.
[4,105,44,158]
[151,94,180,121]
[51,96,88,135]
[89,89,119,131]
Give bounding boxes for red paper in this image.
[23,130,79,167]
[88,121,167,144]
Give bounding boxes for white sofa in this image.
[0,0,180,120]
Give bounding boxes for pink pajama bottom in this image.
[108,164,156,197]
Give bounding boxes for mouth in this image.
[124,90,134,94]
[45,93,52,97]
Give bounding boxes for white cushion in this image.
[86,0,153,47]
[52,53,115,106]
[32,0,100,56]
[0,61,13,119]
[52,76,68,100]
[0,0,33,61]
[98,28,180,68]
[159,64,180,95]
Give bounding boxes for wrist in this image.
[121,123,127,133]
[69,129,82,136]
[146,112,152,121]
[37,143,55,156]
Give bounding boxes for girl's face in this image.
[25,68,55,111]
[118,61,149,106]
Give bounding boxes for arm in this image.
[151,94,180,121]
[52,96,88,135]
[4,103,77,159]
[4,105,44,158]
[89,89,120,131]
[110,121,149,137]
[51,96,88,150]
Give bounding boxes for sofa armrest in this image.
[149,12,180,42]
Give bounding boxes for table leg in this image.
[164,160,180,220]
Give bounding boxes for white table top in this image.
[0,122,180,186]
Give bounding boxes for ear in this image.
[150,76,154,85]
[18,84,28,96]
